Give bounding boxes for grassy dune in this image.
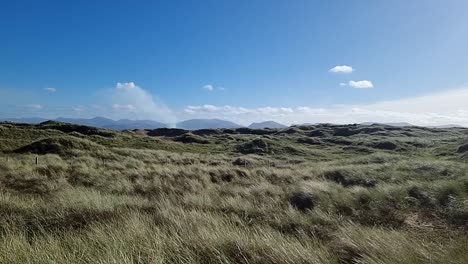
[0,121,468,263]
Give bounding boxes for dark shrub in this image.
[235,127,275,135]
[336,205,354,216]
[147,128,187,137]
[407,186,433,207]
[297,137,322,145]
[210,172,234,183]
[436,184,461,207]
[277,128,303,135]
[289,191,315,211]
[357,193,371,207]
[371,141,398,150]
[457,144,468,153]
[357,127,386,134]
[14,137,103,155]
[234,169,249,178]
[173,133,210,144]
[232,157,252,166]
[323,170,376,188]
[221,128,236,134]
[447,209,468,229]
[237,138,271,154]
[325,138,353,146]
[39,122,114,137]
[294,125,315,131]
[333,127,360,137]
[192,129,221,136]
[306,129,328,137]
[342,146,373,154]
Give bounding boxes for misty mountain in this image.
[3,117,243,130]
[55,117,168,130]
[361,122,414,127]
[4,117,463,130]
[108,119,168,130]
[56,117,116,128]
[2,117,167,130]
[176,119,243,130]
[428,124,466,128]
[248,121,287,129]
[1,117,47,124]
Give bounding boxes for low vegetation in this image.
[0,121,468,263]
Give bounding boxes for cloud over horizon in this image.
[182,87,468,126]
[109,82,175,123]
[3,84,468,128]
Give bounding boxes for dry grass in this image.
[0,122,467,263]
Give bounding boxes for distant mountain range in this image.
[2,117,48,124]
[360,122,465,128]
[2,117,464,130]
[176,119,242,130]
[248,121,287,129]
[1,117,167,130]
[427,124,466,128]
[0,117,244,130]
[55,117,167,130]
[360,122,414,127]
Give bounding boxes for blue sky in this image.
[1,0,468,125]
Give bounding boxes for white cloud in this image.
[116,82,137,90]
[180,87,468,126]
[109,82,175,123]
[349,80,374,89]
[329,65,354,73]
[185,105,221,112]
[339,83,347,86]
[26,104,42,109]
[112,104,136,112]
[44,87,56,93]
[203,84,214,91]
[72,106,84,112]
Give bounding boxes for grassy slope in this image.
[0,121,468,263]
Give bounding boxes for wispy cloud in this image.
[26,104,42,109]
[112,104,136,112]
[203,84,214,91]
[72,106,85,112]
[202,84,226,91]
[329,65,354,73]
[116,82,137,90]
[182,87,468,126]
[44,87,56,93]
[348,80,374,89]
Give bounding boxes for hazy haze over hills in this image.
[1,117,465,130]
